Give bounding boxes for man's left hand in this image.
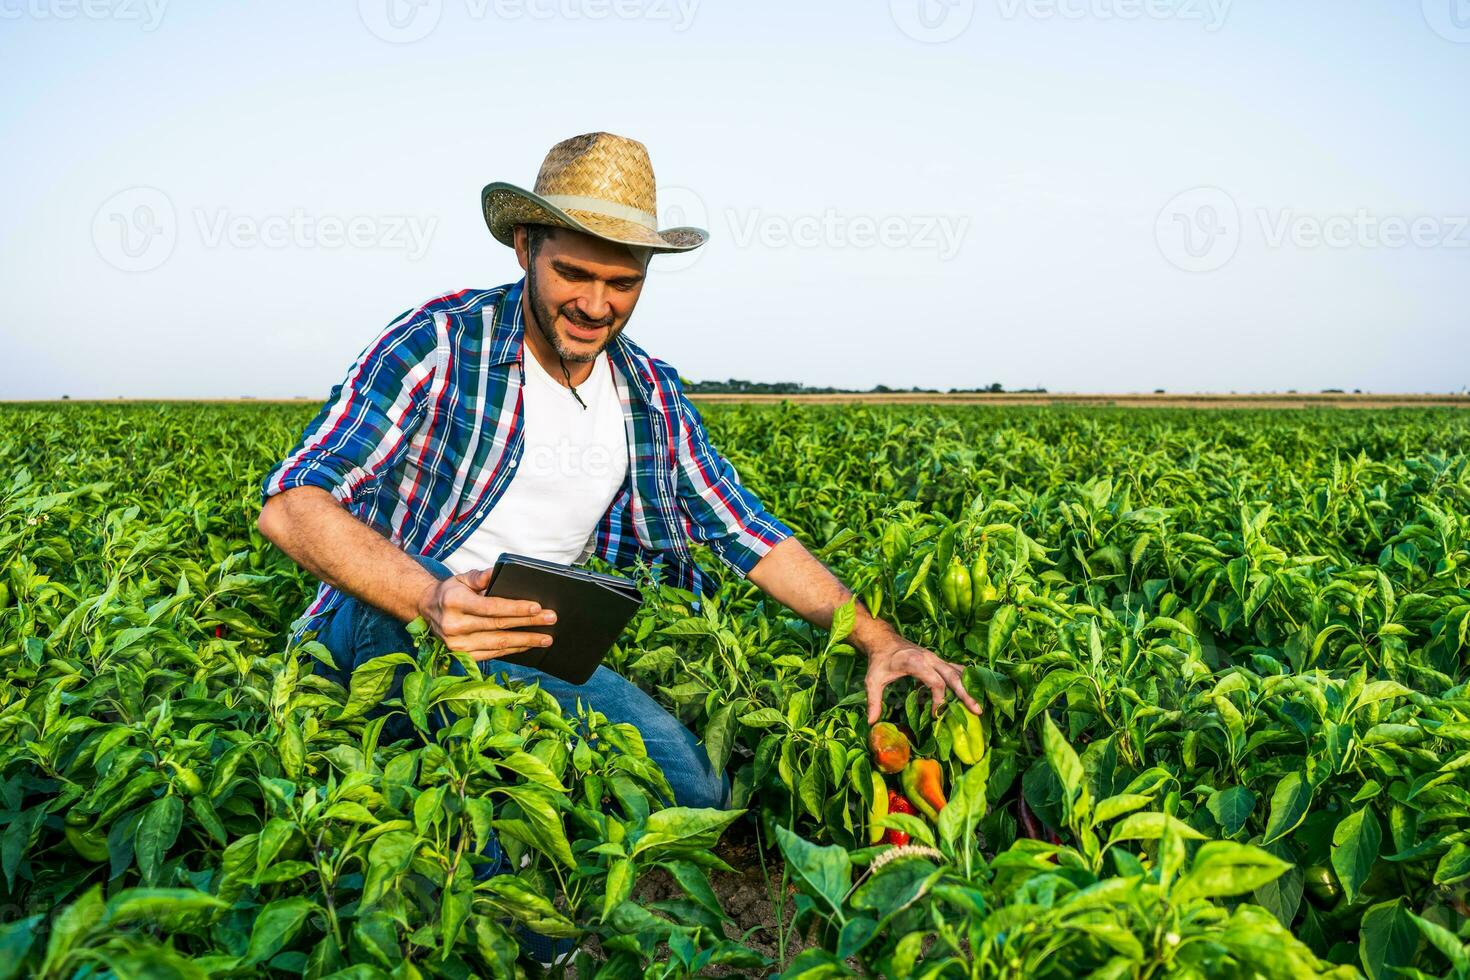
[863,636,983,725]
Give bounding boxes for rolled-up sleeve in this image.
[261,312,440,506]
[664,370,794,577]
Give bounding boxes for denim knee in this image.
[676,763,732,811]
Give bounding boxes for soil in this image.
[577,819,810,976]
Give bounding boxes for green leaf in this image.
[336,653,414,721]
[1226,556,1249,601]
[243,897,318,967]
[1409,912,1470,973]
[1331,807,1381,903]
[880,813,935,847]
[1107,812,1206,845]
[602,858,636,923]
[492,785,574,869]
[737,707,788,729]
[1174,841,1291,902]
[106,888,227,930]
[1022,669,1078,727]
[1206,786,1256,837]
[482,877,579,937]
[632,807,744,859]
[1359,899,1418,980]
[702,701,737,775]
[0,915,43,980]
[440,874,473,953]
[1261,772,1311,845]
[826,597,856,653]
[134,795,184,885]
[1434,842,1470,886]
[1093,793,1153,825]
[987,603,1019,659]
[1041,714,1090,825]
[773,825,851,917]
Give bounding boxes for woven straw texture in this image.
[482,132,707,253]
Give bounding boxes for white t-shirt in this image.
[441,347,629,575]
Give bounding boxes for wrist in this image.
[414,575,441,623]
[851,607,902,658]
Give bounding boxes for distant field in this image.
[10,393,1468,408]
[687,392,1470,408]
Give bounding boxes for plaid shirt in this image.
[262,277,793,633]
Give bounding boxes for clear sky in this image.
[2,0,1467,397]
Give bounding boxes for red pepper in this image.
[884,790,915,846]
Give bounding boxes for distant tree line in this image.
[682,379,1048,395]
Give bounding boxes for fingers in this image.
[443,575,543,616]
[926,668,949,717]
[449,630,555,661]
[465,594,553,622]
[438,582,556,632]
[865,673,887,726]
[945,661,984,714]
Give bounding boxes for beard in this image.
[526,265,625,364]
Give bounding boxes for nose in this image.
[576,282,611,322]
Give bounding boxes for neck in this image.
[520,285,597,388]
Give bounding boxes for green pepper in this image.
[864,581,883,620]
[867,771,888,845]
[939,563,959,616]
[63,811,110,863]
[945,702,987,765]
[166,760,204,797]
[944,559,972,622]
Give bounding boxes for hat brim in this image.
[481,182,707,254]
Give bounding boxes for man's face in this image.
[514,225,650,364]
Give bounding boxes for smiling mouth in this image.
[564,317,609,339]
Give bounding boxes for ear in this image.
[512,225,530,272]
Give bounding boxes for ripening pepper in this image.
[885,790,915,846]
[901,758,947,821]
[867,771,888,845]
[940,558,972,621]
[946,703,987,765]
[868,722,912,774]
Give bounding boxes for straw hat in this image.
[482,132,708,254]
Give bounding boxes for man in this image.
[258,132,981,813]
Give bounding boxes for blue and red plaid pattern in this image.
[262,277,793,633]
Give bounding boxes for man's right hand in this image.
[417,568,557,661]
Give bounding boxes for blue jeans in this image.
[314,555,729,811]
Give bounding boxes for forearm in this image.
[744,536,902,656]
[257,487,437,623]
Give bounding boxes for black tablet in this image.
[483,553,644,685]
